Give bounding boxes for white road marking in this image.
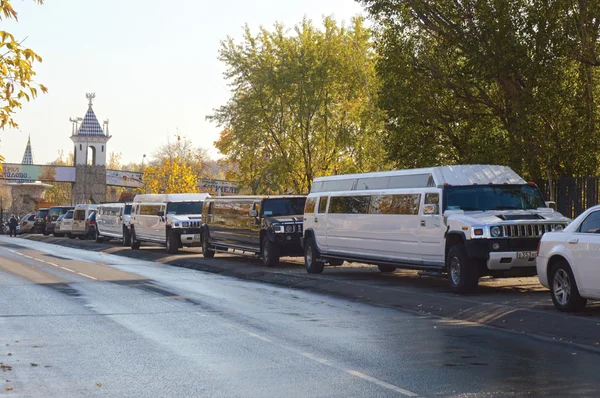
[77,272,98,280]
[59,266,76,273]
[221,321,421,397]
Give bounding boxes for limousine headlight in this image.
[285,225,294,233]
[490,226,503,238]
[182,222,190,227]
[273,224,285,233]
[553,224,564,232]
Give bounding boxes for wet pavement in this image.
[2,236,600,397]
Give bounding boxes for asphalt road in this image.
[2,236,600,397]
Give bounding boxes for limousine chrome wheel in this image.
[447,245,479,294]
[550,260,587,312]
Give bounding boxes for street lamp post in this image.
[141,154,147,193]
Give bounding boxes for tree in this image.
[360,0,600,179]
[0,0,47,166]
[209,16,389,194]
[43,150,73,205]
[143,157,199,194]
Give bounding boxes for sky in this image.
[1,0,365,166]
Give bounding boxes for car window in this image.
[579,211,600,233]
[318,197,328,214]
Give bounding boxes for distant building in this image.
[21,135,34,165]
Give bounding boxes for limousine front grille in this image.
[189,221,201,228]
[282,223,303,233]
[499,223,565,238]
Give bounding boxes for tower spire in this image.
[21,134,34,164]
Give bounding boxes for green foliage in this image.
[209,17,389,193]
[360,0,600,179]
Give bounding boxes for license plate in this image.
[517,251,537,259]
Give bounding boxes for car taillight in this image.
[90,221,95,225]
[536,240,541,257]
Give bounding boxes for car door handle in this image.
[420,220,426,227]
[568,238,579,244]
[314,218,318,223]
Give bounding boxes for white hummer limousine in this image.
[130,193,210,254]
[301,165,570,293]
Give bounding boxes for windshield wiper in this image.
[460,207,483,211]
[495,206,521,210]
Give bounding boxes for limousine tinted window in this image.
[387,174,434,189]
[356,176,388,190]
[140,205,161,216]
[329,196,370,214]
[370,194,420,215]
[321,179,354,193]
[312,173,435,193]
[318,197,328,213]
[74,209,86,221]
[263,198,306,217]
[124,205,132,215]
[167,202,202,215]
[305,197,317,213]
[328,194,421,215]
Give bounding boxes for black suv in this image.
[45,206,74,236]
[201,196,306,266]
[33,208,49,234]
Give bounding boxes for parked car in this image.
[85,210,97,239]
[54,214,66,237]
[201,196,306,266]
[59,210,74,238]
[71,204,98,239]
[537,205,600,312]
[302,165,570,293]
[20,213,36,234]
[130,194,210,254]
[32,208,49,234]
[95,202,132,245]
[45,206,74,236]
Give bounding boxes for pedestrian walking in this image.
[8,214,18,237]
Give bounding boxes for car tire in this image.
[95,228,104,243]
[549,260,587,312]
[78,235,86,240]
[328,259,344,266]
[304,237,324,274]
[202,231,215,258]
[261,238,280,267]
[166,230,179,255]
[377,265,397,273]
[131,227,141,250]
[68,234,75,239]
[447,244,479,294]
[43,230,50,236]
[123,227,131,246]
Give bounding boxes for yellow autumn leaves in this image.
[143,157,200,194]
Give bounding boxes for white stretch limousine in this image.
[130,193,210,254]
[301,165,570,293]
[95,202,133,245]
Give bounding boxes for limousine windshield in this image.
[167,201,203,215]
[445,184,546,212]
[124,205,132,215]
[263,198,306,217]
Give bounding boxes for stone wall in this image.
[72,165,107,204]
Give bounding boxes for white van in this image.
[302,165,570,293]
[95,203,133,245]
[71,204,98,239]
[130,193,210,254]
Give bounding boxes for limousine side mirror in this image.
[545,201,556,211]
[157,211,165,217]
[423,204,437,215]
[249,209,258,218]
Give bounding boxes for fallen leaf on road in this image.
[96,382,102,387]
[5,386,13,391]
[1,365,13,371]
[30,363,38,367]
[7,353,11,356]
[33,345,40,348]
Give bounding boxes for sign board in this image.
[1,163,76,183]
[198,179,239,195]
[106,169,143,188]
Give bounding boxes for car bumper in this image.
[487,252,537,270]
[274,234,304,256]
[180,233,201,247]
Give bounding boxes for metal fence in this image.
[535,177,600,219]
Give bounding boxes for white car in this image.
[537,205,600,312]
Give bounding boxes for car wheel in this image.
[95,228,104,243]
[261,238,280,267]
[43,230,50,236]
[68,234,75,239]
[166,230,179,254]
[549,260,587,312]
[202,231,215,258]
[447,244,479,294]
[123,227,131,246]
[377,265,397,273]
[130,227,141,250]
[304,237,324,274]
